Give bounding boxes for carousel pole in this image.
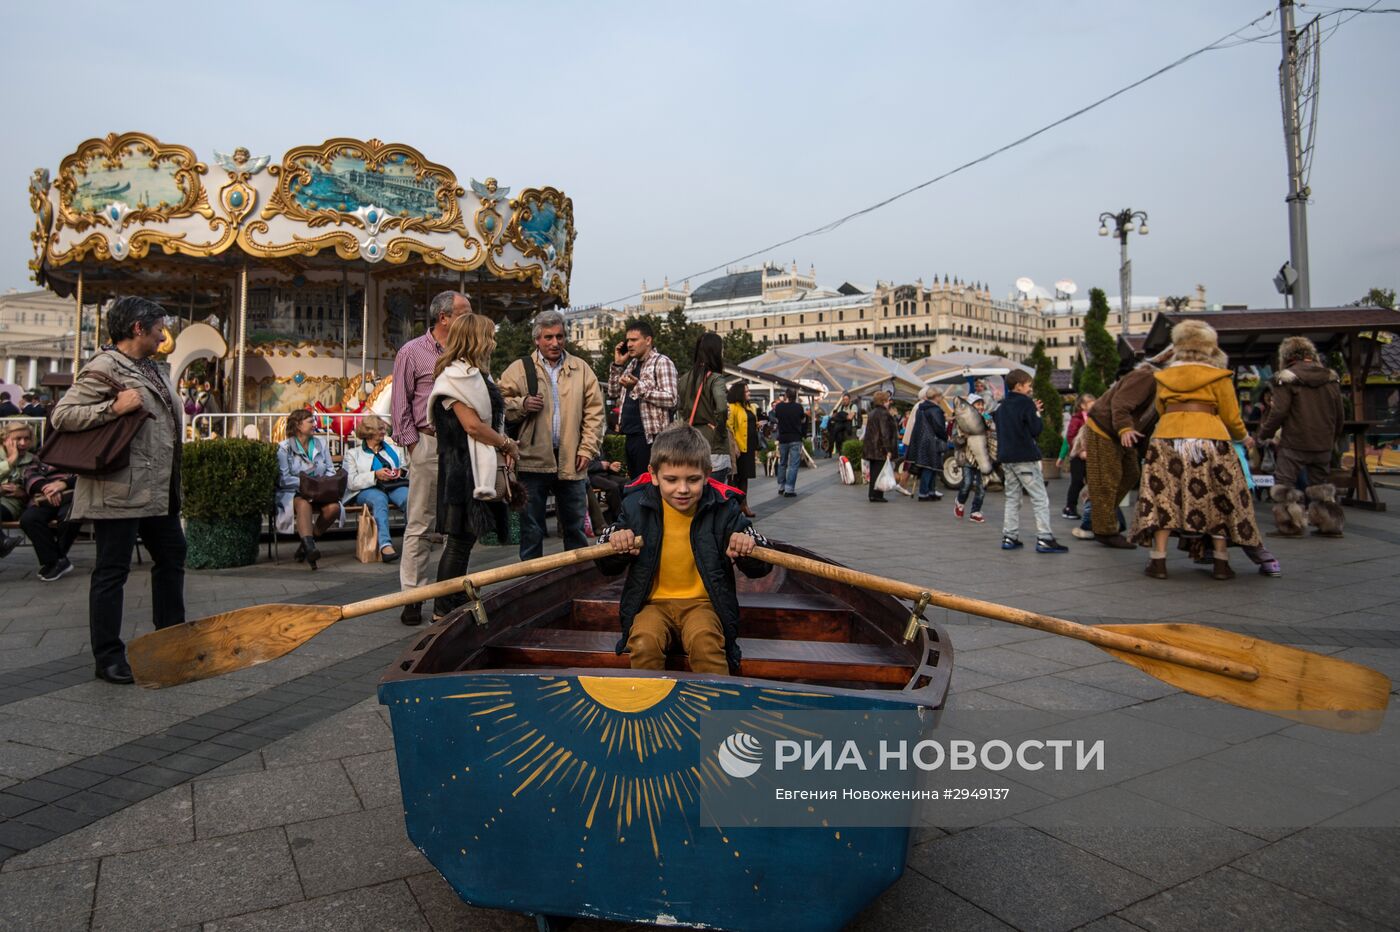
[71,270,84,376]
[340,268,349,385]
[360,271,369,379]
[235,263,249,432]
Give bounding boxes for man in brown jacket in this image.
[1257,336,1345,519]
[1081,350,1171,547]
[499,309,605,560]
[51,296,185,685]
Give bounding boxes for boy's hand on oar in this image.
[609,529,641,555]
[726,532,755,559]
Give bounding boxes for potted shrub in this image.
[182,439,279,569]
[841,438,864,463]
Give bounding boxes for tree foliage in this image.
[1080,286,1117,397]
[1352,287,1396,310]
[1071,355,1085,393]
[1028,339,1064,459]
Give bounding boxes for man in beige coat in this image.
[52,296,185,685]
[499,310,605,560]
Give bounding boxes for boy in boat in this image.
[601,424,771,675]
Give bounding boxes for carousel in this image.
[27,132,575,439]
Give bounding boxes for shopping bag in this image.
[838,455,856,485]
[874,457,898,493]
[356,508,381,563]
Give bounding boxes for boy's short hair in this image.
[649,425,711,474]
[1004,370,1033,391]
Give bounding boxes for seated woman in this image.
[275,409,341,570]
[345,414,408,563]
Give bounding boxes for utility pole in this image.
[1279,0,1312,308]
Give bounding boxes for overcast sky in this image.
[2,1,1395,310]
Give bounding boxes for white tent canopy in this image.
[908,352,1033,384]
[741,342,925,404]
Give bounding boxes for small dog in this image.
[1272,488,1307,537]
[1306,483,1345,537]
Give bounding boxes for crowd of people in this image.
[3,290,1350,686]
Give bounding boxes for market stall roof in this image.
[908,352,1033,383]
[723,363,821,397]
[740,342,925,402]
[1141,307,1400,367]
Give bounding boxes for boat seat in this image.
[570,590,856,642]
[483,627,915,686]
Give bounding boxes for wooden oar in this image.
[128,540,631,690]
[751,546,1391,733]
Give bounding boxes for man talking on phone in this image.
[607,320,677,477]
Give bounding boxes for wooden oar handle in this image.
[341,539,637,620]
[750,546,1260,682]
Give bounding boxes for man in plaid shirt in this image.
[608,319,678,477]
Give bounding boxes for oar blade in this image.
[128,603,344,689]
[1098,623,1392,733]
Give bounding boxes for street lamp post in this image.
[1098,208,1148,336]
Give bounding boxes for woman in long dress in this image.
[1132,320,1260,580]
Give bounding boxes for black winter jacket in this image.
[992,391,1044,463]
[598,476,771,673]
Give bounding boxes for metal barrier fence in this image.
[187,411,394,458]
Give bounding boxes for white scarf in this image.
[428,361,498,500]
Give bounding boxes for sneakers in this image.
[1061,508,1080,520]
[38,558,74,582]
[1000,536,1023,550]
[1036,538,1069,554]
[1258,560,1282,577]
[1071,526,1095,540]
[954,503,965,519]
[969,512,985,523]
[400,603,424,627]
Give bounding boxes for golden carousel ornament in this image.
[29,132,576,430]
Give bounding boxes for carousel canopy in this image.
[28,132,575,317]
[740,343,925,403]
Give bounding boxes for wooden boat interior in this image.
[393,545,950,699]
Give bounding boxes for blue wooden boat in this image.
[378,544,953,931]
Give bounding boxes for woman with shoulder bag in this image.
[674,332,731,482]
[863,391,899,503]
[427,314,520,622]
[276,408,342,569]
[345,413,409,563]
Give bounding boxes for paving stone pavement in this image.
[0,463,1396,930]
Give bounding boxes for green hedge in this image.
[183,439,279,520]
[841,439,864,462]
[186,515,262,569]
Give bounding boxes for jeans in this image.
[355,486,409,549]
[20,499,80,569]
[957,467,985,513]
[778,441,803,493]
[90,511,186,665]
[1080,499,1126,534]
[519,472,589,560]
[434,531,477,619]
[917,467,940,498]
[1002,462,1052,541]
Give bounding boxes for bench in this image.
[571,590,857,642]
[482,627,915,685]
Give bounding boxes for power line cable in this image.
[586,9,1279,308]
[584,5,1396,309]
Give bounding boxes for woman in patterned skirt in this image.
[1132,320,1260,580]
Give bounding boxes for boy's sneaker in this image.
[1000,536,1023,550]
[954,503,965,519]
[1036,538,1069,554]
[969,512,985,523]
[1061,508,1080,520]
[1258,560,1282,577]
[39,557,74,582]
[1071,526,1095,540]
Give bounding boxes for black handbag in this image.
[37,371,153,477]
[370,449,409,492]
